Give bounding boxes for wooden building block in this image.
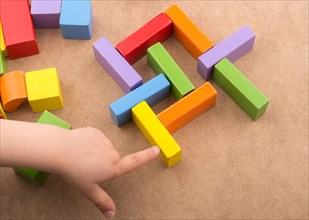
[25,68,64,112]
[213,58,269,120]
[0,71,27,112]
[60,0,93,40]
[116,13,172,64]
[198,26,255,80]
[164,5,214,59]
[14,111,72,186]
[109,74,170,126]
[147,42,195,100]
[93,37,143,93]
[0,0,39,59]
[158,82,217,134]
[132,101,181,168]
[0,101,7,119]
[31,0,62,29]
[0,52,6,76]
[0,21,8,57]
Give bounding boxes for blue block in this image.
[60,0,93,40]
[109,74,170,126]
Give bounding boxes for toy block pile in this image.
[0,0,94,185]
[93,5,269,168]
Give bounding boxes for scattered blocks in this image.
[213,58,269,120]
[0,21,8,57]
[165,5,214,59]
[0,71,27,112]
[93,37,143,93]
[147,42,195,100]
[109,74,170,126]
[60,0,94,40]
[25,68,64,112]
[31,0,62,29]
[158,82,217,134]
[132,101,181,168]
[0,0,39,59]
[0,101,7,119]
[14,110,71,186]
[0,52,6,76]
[197,26,255,80]
[116,13,173,64]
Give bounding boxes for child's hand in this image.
[57,127,160,218]
[0,120,160,219]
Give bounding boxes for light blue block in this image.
[109,74,170,126]
[60,0,93,40]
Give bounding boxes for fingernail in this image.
[152,146,160,154]
[103,210,115,218]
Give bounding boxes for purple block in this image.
[31,0,62,29]
[197,26,255,80]
[93,37,143,93]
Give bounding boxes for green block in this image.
[213,58,269,120]
[0,51,6,76]
[147,42,195,100]
[14,111,71,186]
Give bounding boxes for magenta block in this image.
[197,26,255,80]
[93,37,143,93]
[31,0,62,29]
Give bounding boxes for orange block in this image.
[0,71,27,112]
[158,82,217,134]
[165,5,214,59]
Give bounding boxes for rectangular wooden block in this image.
[147,42,195,100]
[109,74,170,127]
[158,82,217,134]
[60,0,93,40]
[0,52,6,76]
[25,68,64,112]
[31,0,62,29]
[213,58,269,120]
[0,0,39,59]
[93,37,143,93]
[14,111,72,186]
[0,71,27,112]
[116,13,172,64]
[165,5,214,59]
[132,101,181,168]
[198,26,255,80]
[0,21,8,57]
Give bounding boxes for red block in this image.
[116,13,172,65]
[0,0,39,59]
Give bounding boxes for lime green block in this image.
[14,111,71,186]
[0,52,6,76]
[147,42,194,100]
[213,58,269,120]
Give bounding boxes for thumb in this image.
[85,184,116,218]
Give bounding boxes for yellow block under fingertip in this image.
[132,101,182,168]
[0,101,7,119]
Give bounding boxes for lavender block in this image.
[93,37,143,93]
[197,26,255,80]
[31,0,62,29]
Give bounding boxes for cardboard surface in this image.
[0,1,308,219]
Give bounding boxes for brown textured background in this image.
[1,1,308,219]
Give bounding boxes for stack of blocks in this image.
[93,5,269,168]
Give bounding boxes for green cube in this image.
[0,52,6,76]
[213,58,269,120]
[14,111,71,186]
[147,42,195,100]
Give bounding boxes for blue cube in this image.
[60,0,94,40]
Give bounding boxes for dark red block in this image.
[116,13,172,65]
[0,0,39,59]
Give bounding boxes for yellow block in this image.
[0,21,8,57]
[132,101,181,168]
[25,68,64,112]
[165,5,214,59]
[0,101,7,119]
